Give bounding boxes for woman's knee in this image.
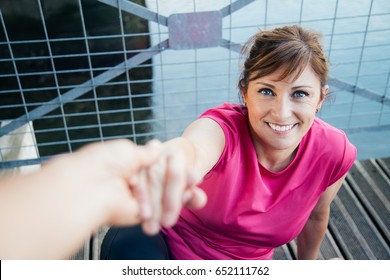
[100,225,170,260]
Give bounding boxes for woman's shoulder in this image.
[297,119,357,187]
[306,118,357,169]
[199,103,247,130]
[199,103,250,159]
[309,118,352,147]
[200,102,247,118]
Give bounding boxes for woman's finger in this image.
[130,169,152,220]
[161,151,188,228]
[141,157,165,235]
[183,185,207,209]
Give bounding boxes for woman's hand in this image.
[131,147,207,235]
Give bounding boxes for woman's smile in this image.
[266,122,298,134]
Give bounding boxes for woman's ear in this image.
[322,84,329,97]
[318,84,329,108]
[240,79,248,104]
[240,79,247,89]
[241,92,247,106]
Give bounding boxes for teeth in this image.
[268,122,294,132]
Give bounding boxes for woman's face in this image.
[243,65,327,155]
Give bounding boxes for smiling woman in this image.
[243,65,327,172]
[101,25,357,261]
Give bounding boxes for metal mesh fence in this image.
[1,0,389,170]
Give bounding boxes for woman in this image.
[101,25,357,260]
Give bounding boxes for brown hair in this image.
[238,25,329,95]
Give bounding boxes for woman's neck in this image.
[259,150,296,172]
[253,140,299,173]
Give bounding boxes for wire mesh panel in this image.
[1,0,390,171]
[0,0,156,170]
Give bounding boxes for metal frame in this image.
[1,0,389,170]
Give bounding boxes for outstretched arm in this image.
[0,139,161,259]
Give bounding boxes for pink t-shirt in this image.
[162,103,357,259]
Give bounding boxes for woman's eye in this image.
[292,91,308,98]
[259,88,274,96]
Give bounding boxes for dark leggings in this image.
[100,225,171,260]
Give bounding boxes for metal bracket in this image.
[168,11,222,50]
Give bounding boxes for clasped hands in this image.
[70,139,207,236]
[126,140,207,235]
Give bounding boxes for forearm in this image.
[0,158,108,259]
[297,208,329,260]
[163,137,196,168]
[0,139,162,259]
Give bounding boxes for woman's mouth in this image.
[267,122,296,132]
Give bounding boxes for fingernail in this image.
[144,220,160,236]
[146,139,161,152]
[182,189,193,204]
[163,212,177,227]
[147,139,161,146]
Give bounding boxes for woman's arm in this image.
[139,117,226,234]
[170,117,226,177]
[297,174,347,260]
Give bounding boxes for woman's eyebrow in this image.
[255,82,275,88]
[291,85,313,90]
[255,82,313,90]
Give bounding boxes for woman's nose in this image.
[272,96,292,120]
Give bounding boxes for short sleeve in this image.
[328,131,357,186]
[199,103,248,167]
[199,103,247,151]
